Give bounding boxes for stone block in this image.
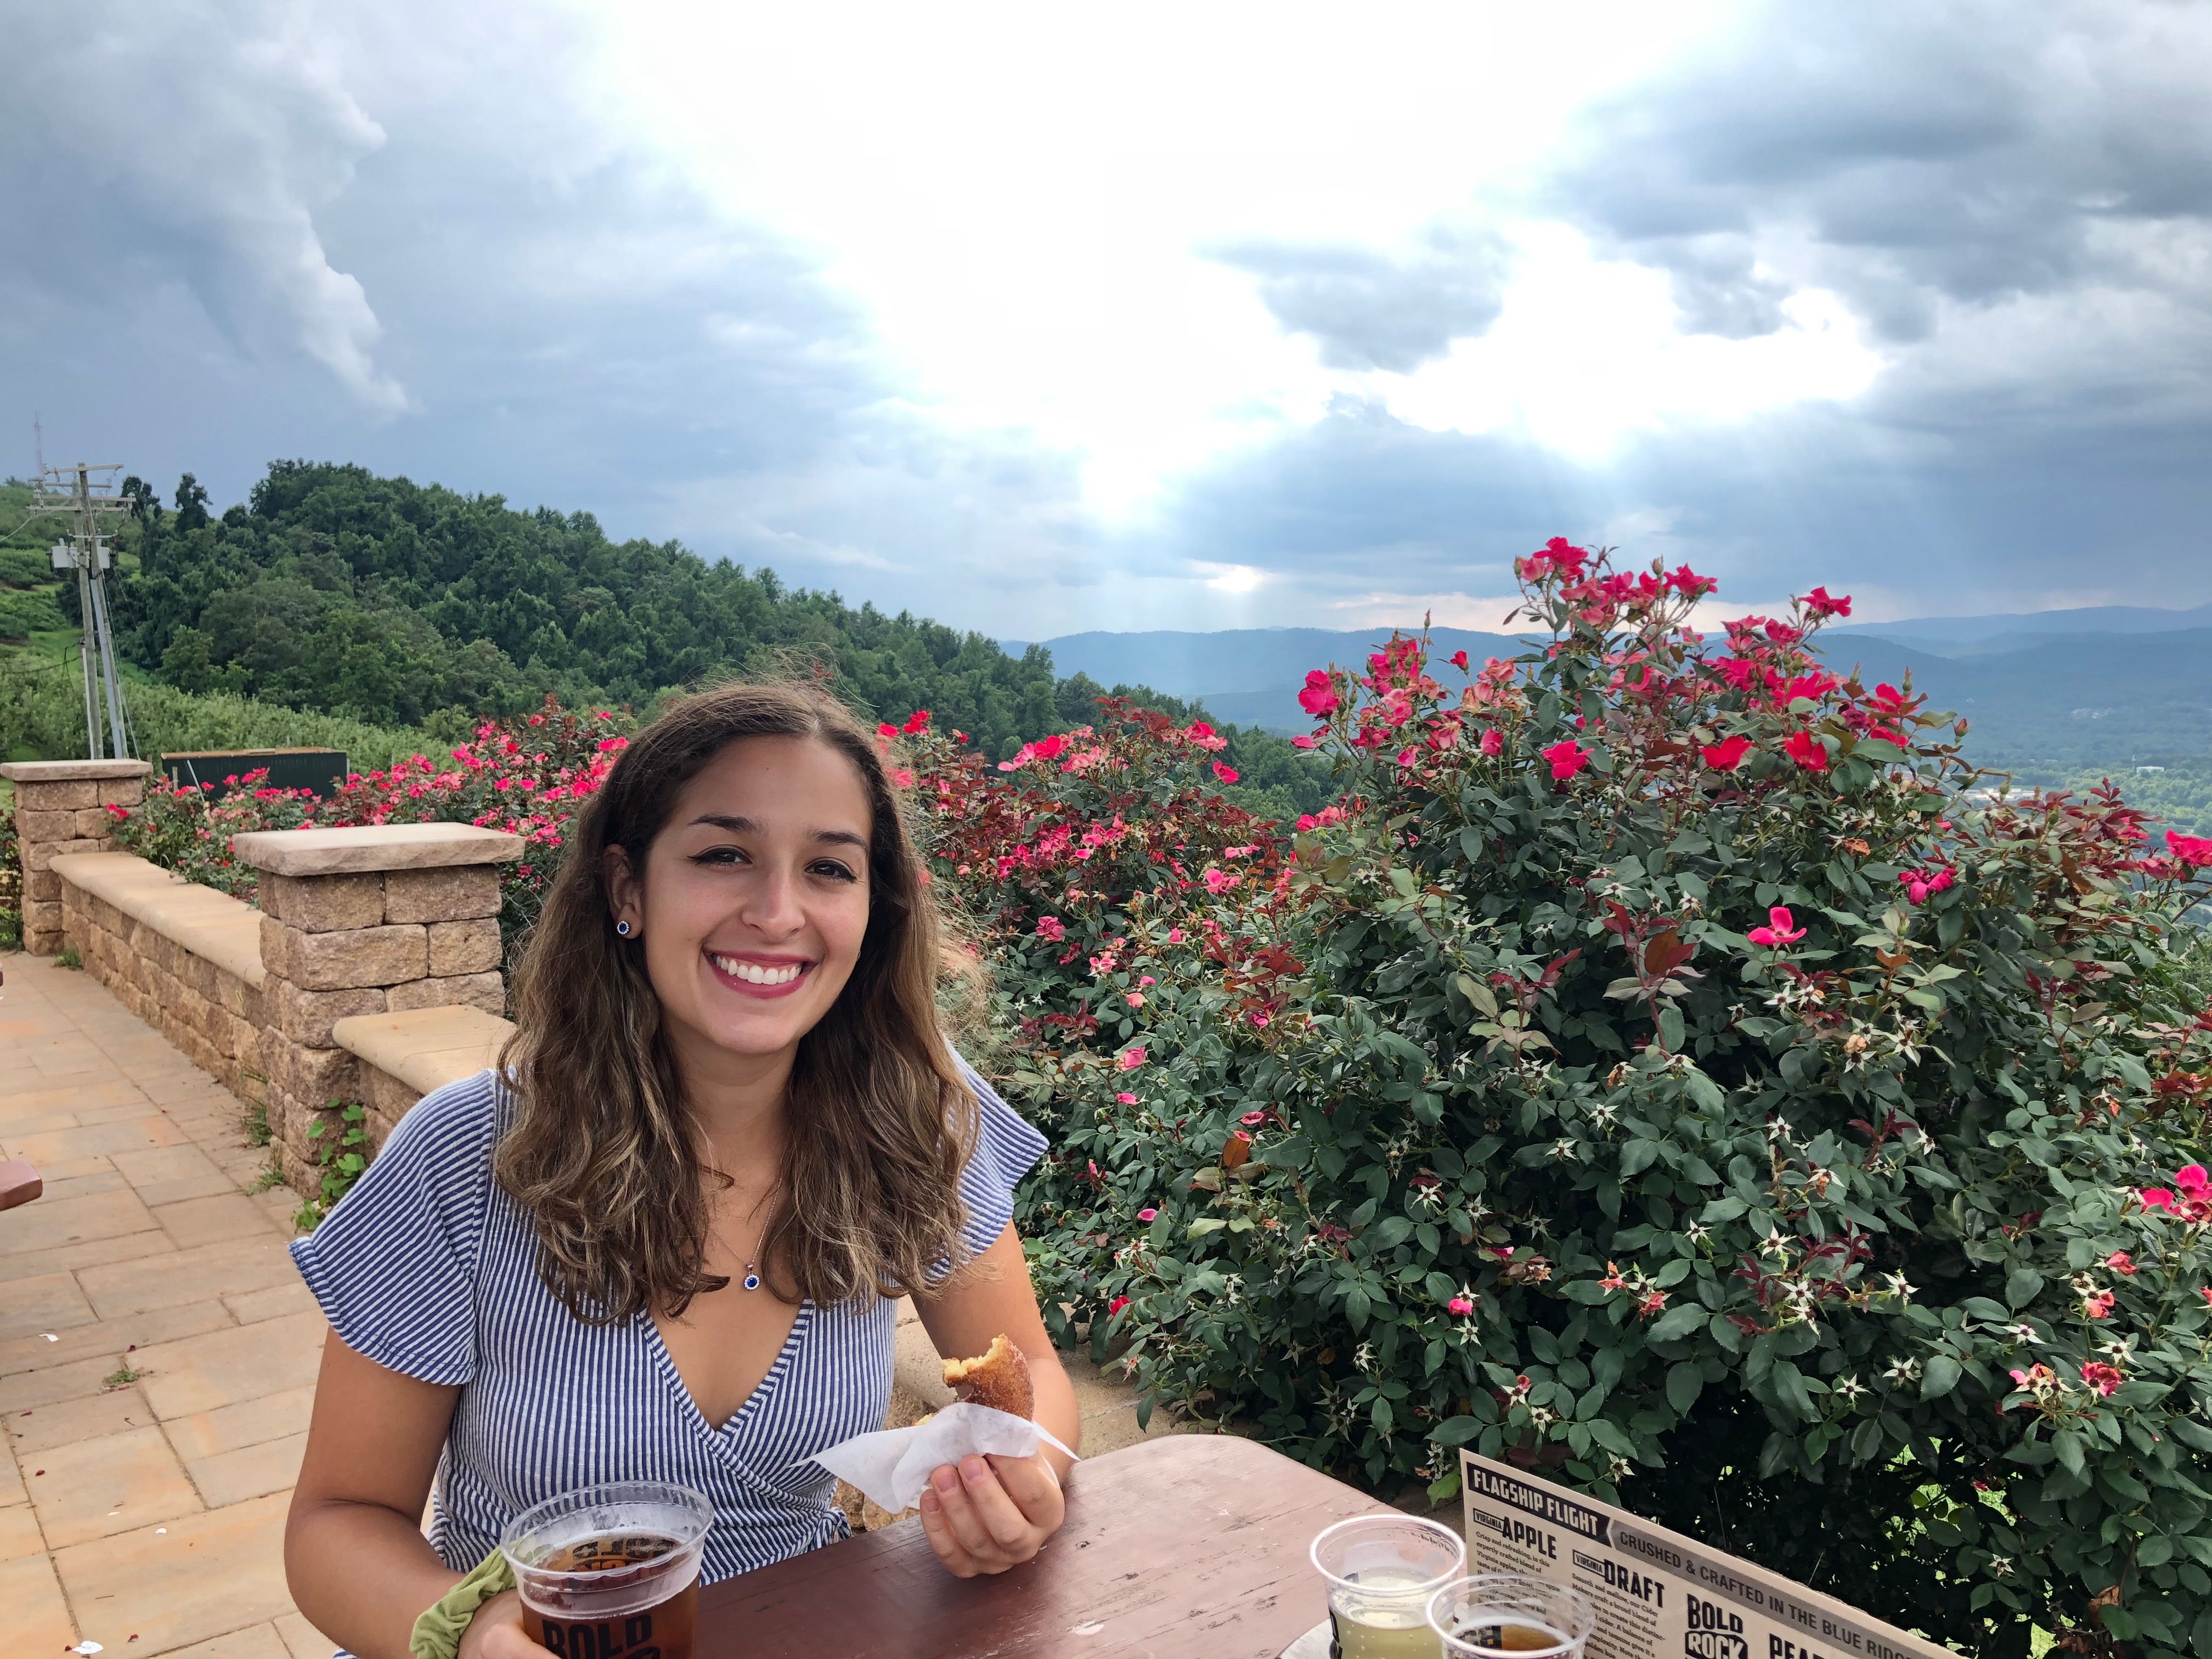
[426,917,502,976]
[364,1066,420,1128]
[263,1036,360,1107]
[27,868,61,901]
[98,776,145,805]
[385,864,503,923]
[25,898,62,933]
[177,950,214,997]
[25,836,104,872]
[234,822,523,878]
[258,914,292,980]
[175,986,217,1041]
[73,806,117,837]
[386,971,507,1017]
[273,979,388,1046]
[275,922,428,990]
[264,871,386,933]
[18,808,75,840]
[16,779,99,810]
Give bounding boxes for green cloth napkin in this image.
[409,1548,517,1659]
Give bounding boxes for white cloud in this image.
[592,0,1742,512]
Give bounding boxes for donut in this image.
[941,1334,1035,1419]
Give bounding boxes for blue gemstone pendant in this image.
[742,1263,761,1291]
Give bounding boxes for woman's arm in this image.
[286,1329,526,1659]
[910,1222,1078,1576]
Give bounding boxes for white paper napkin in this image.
[807,1401,1078,1513]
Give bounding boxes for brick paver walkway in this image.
[2,952,332,1659]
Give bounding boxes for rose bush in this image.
[105,697,628,955]
[916,543,2212,1659]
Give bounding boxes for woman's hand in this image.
[917,1451,1065,1577]
[456,1590,552,1659]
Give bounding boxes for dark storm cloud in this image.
[1548,0,2212,343]
[1206,230,1513,372]
[0,0,406,412]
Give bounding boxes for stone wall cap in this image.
[52,851,267,988]
[332,1006,514,1099]
[1,759,154,782]
[232,822,524,876]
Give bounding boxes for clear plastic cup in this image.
[1310,1514,1468,1658]
[497,1481,714,1659]
[1425,1573,1596,1659]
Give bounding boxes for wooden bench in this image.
[0,1160,42,1211]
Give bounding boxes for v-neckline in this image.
[644,1299,815,1440]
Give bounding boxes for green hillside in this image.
[5,464,1333,814]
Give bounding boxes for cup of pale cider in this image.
[497,1482,713,1659]
[1310,1514,1468,1658]
[1425,1573,1595,1659]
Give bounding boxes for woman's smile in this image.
[706,950,816,997]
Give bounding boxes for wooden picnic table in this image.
[697,1432,1391,1658]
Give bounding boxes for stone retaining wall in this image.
[32,815,522,1197]
[52,851,267,1095]
[229,823,520,1190]
[1,758,151,953]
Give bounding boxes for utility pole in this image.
[29,461,134,760]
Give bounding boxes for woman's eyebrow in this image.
[689,812,867,850]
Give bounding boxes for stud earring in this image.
[616,919,633,937]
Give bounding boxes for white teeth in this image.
[712,955,803,986]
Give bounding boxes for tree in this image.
[172,473,210,533]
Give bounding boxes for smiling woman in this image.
[280,682,1079,1659]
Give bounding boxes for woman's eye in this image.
[809,860,858,883]
[691,845,749,867]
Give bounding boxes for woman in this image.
[283,684,1077,1659]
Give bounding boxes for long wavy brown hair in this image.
[495,682,978,1321]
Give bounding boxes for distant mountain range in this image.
[1008,600,2212,772]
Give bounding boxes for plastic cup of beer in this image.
[1310,1514,1468,1659]
[497,1481,713,1659]
[1425,1573,1595,1659]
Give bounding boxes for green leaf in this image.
[1455,973,1499,1018]
[1666,1362,1703,1415]
[1920,1355,1962,1401]
[1646,1302,1709,1344]
[1431,1416,1482,1446]
[2053,1430,2085,1478]
[1656,1005,1685,1053]
[1427,1471,1463,1504]
[2005,1267,2044,1309]
[1771,1361,1818,1423]
[1620,1139,1658,1177]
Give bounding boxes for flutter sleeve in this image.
[952,1056,1049,1258]
[287,1070,500,1386]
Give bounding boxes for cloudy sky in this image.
[4,0,2209,639]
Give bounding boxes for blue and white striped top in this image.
[290,1062,1046,1584]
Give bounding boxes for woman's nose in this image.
[741,862,805,936]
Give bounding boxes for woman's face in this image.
[608,735,877,1069]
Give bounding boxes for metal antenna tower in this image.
[28,461,134,759]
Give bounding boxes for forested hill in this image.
[100,461,1265,777]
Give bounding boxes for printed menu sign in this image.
[1458,1452,1950,1659]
